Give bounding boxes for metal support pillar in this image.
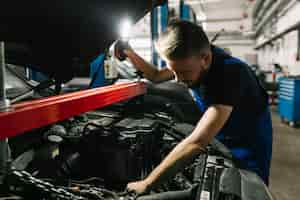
[151,8,159,66]
[0,42,11,183]
[0,42,10,111]
[159,2,168,68]
[0,138,11,183]
[180,0,191,21]
[151,2,168,68]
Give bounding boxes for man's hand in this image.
[115,45,174,83]
[126,180,149,195]
[114,40,132,61]
[123,49,135,58]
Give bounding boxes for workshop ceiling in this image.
[183,1,253,21]
[0,0,166,82]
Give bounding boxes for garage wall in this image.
[256,1,300,75]
[198,6,256,64]
[204,10,252,33]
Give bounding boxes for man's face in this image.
[166,53,211,88]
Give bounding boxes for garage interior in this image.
[1,0,300,200]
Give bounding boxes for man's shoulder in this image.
[223,56,249,71]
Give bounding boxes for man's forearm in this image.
[144,138,204,189]
[124,50,174,83]
[125,50,159,81]
[127,105,232,194]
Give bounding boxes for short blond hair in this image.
[156,19,210,60]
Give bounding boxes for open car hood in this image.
[0,0,165,82]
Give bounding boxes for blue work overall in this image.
[190,70,273,186]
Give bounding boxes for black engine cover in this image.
[78,117,163,185]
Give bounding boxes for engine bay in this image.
[0,94,272,200]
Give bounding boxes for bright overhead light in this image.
[120,19,132,40]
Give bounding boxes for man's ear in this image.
[202,52,212,67]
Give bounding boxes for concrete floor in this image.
[269,108,300,200]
